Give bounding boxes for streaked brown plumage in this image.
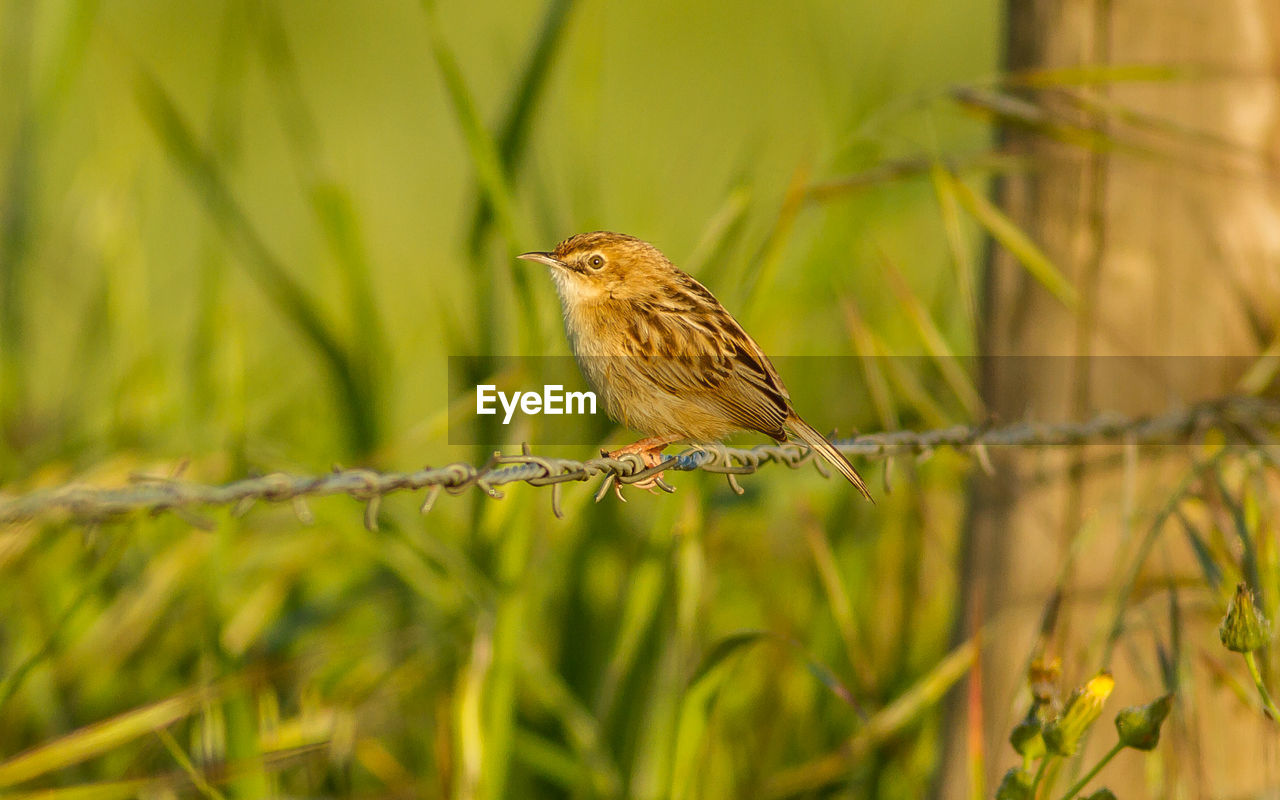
[518,231,872,500]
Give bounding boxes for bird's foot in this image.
[602,437,678,500]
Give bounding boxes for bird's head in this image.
[518,231,676,306]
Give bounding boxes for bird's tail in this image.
[785,414,873,502]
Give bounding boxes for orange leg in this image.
[603,435,682,498]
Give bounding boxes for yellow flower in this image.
[1044,672,1114,756]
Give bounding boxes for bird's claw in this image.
[601,445,673,501]
[613,472,671,500]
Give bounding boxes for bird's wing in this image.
[619,274,792,440]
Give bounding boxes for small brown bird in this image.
[518,231,872,501]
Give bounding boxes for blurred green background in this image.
[0,0,1001,797]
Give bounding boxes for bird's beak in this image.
[517,251,566,269]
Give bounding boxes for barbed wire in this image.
[1,395,1277,526]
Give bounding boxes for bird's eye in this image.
[588,254,605,270]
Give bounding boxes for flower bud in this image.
[1044,672,1114,756]
[1082,788,1117,800]
[1115,693,1173,751]
[1010,707,1045,759]
[1219,583,1272,653]
[995,767,1033,800]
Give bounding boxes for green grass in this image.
[3,1,1274,799]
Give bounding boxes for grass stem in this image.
[1056,741,1122,800]
[1029,754,1052,794]
[1243,651,1280,722]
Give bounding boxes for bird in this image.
[518,231,872,501]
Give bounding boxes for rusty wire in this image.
[1,395,1277,526]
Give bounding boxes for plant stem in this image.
[1243,651,1280,721]
[1056,741,1123,800]
[1029,755,1051,794]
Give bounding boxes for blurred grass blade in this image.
[456,614,493,800]
[929,160,978,330]
[0,535,127,712]
[256,4,386,424]
[760,638,976,798]
[595,551,671,721]
[1198,650,1255,710]
[876,336,952,428]
[133,69,375,456]
[188,0,249,454]
[1212,468,1260,591]
[684,182,753,275]
[687,631,858,709]
[511,730,580,790]
[942,166,1079,309]
[1250,463,1280,624]
[0,126,34,459]
[0,690,212,787]
[421,0,523,250]
[156,727,227,800]
[70,534,212,669]
[1102,452,1226,665]
[1,740,330,799]
[687,630,768,688]
[420,0,537,356]
[483,508,540,800]
[803,510,867,684]
[1159,583,1182,691]
[1174,508,1225,592]
[1,0,98,455]
[737,165,809,319]
[522,653,621,797]
[805,151,1027,204]
[801,651,858,709]
[672,630,770,800]
[222,689,269,798]
[309,182,383,374]
[952,87,1117,155]
[253,3,320,155]
[465,0,577,253]
[2,778,153,800]
[1051,86,1268,165]
[677,627,860,800]
[957,80,1275,182]
[1001,63,1191,88]
[33,0,99,119]
[877,249,982,418]
[838,294,899,431]
[1237,337,1280,395]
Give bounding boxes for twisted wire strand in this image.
[1,395,1276,526]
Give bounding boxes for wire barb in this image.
[1,396,1276,525]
